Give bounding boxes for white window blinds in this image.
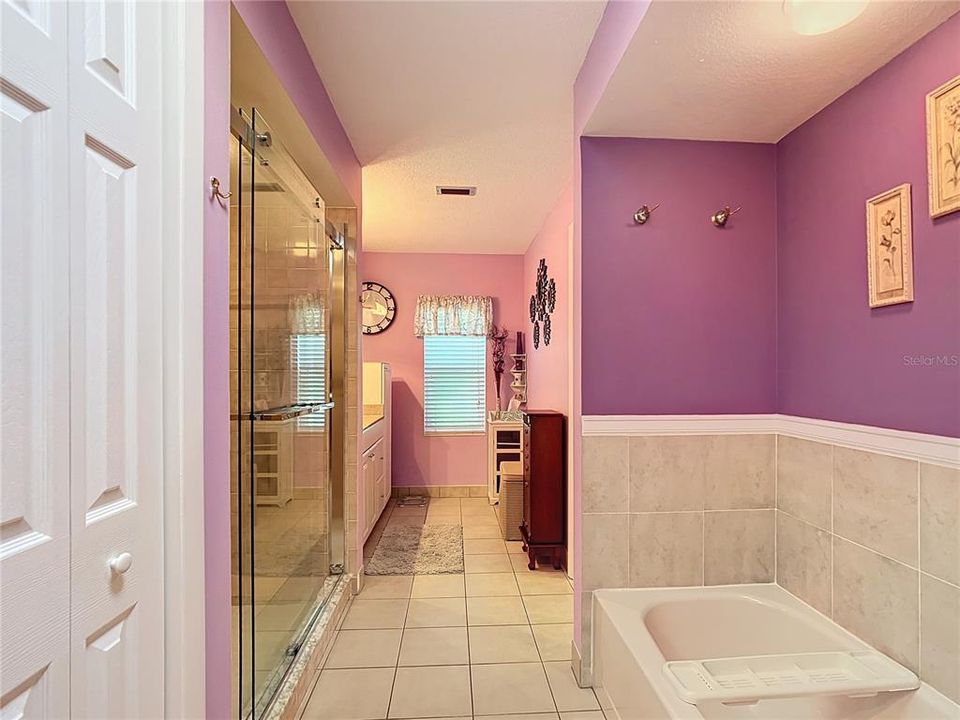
[291,334,326,429]
[423,335,486,434]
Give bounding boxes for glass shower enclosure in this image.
[230,108,345,719]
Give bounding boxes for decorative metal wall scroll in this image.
[529,258,556,349]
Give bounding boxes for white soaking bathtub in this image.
[592,584,959,720]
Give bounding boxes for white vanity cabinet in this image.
[361,362,391,542]
[361,436,387,539]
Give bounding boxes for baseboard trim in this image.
[582,414,960,468]
[571,639,590,688]
[392,485,487,498]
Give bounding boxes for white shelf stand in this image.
[486,416,524,505]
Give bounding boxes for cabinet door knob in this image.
[109,552,133,574]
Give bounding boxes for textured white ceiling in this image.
[289,1,604,254]
[586,0,960,143]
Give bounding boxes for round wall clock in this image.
[360,281,397,335]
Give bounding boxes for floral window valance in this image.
[414,295,492,337]
[289,292,325,335]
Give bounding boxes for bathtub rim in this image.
[590,583,959,719]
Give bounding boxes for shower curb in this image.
[262,573,354,720]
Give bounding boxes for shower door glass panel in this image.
[249,107,333,715]
[231,108,338,719]
[230,124,255,719]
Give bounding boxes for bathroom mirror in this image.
[361,281,396,334]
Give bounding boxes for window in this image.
[291,334,326,429]
[423,335,486,434]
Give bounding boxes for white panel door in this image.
[0,0,72,717]
[66,1,164,717]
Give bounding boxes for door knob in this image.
[109,552,133,574]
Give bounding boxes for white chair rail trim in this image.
[581,414,960,469]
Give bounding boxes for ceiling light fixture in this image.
[783,0,867,35]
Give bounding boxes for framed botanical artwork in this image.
[865,183,914,308]
[926,74,960,218]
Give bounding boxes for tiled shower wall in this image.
[228,190,331,583]
[776,436,959,703]
[326,207,361,578]
[580,432,959,703]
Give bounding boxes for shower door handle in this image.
[295,402,334,417]
[250,402,334,421]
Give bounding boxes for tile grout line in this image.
[916,462,922,680]
[918,568,960,590]
[773,434,778,587]
[777,505,832,535]
[700,510,706,587]
[381,574,409,720]
[583,508,776,516]
[514,526,560,718]
[347,496,577,720]
[626,438,632,591]
[830,442,836,620]
[463,500,477,719]
[777,503,960,591]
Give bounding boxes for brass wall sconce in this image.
[633,203,661,225]
[711,205,741,228]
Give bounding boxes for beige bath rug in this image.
[365,523,464,575]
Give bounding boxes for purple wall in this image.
[203,2,231,717]
[581,137,778,415]
[203,2,363,715]
[579,16,960,437]
[778,14,960,438]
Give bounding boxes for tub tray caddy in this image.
[664,650,919,706]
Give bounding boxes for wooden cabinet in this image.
[520,410,566,570]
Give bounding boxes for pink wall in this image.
[580,137,779,415]
[523,183,573,414]
[361,253,525,487]
[204,2,362,716]
[778,14,960,438]
[203,3,232,718]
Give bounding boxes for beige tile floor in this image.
[301,498,602,720]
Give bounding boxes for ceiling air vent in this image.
[436,185,477,196]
